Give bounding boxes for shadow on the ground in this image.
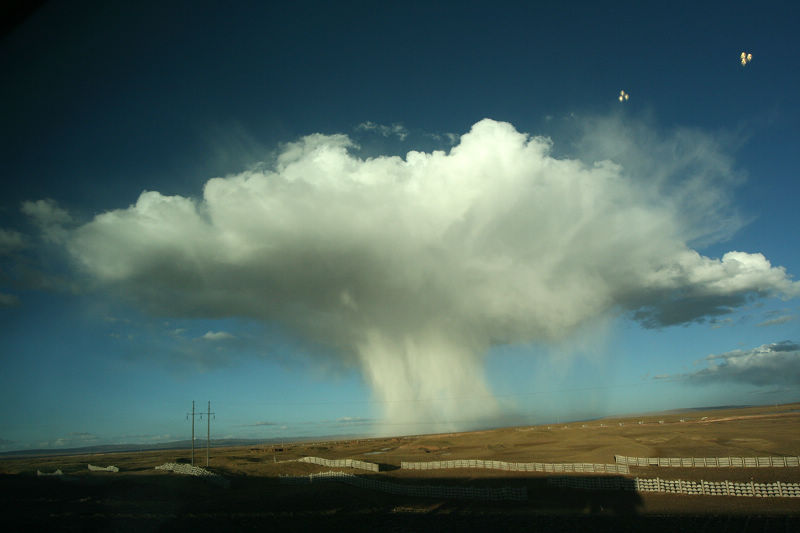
[0,472,797,532]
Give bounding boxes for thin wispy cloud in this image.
[200,331,235,341]
[37,432,100,449]
[0,293,20,307]
[112,433,175,444]
[335,416,373,425]
[239,421,278,427]
[0,228,25,254]
[21,199,73,244]
[756,315,795,327]
[710,317,736,329]
[424,132,460,145]
[70,432,99,439]
[356,121,408,141]
[748,387,796,397]
[0,223,77,299]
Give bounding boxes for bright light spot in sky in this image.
[618,90,629,102]
[740,51,753,66]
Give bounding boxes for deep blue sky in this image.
[1,0,798,451]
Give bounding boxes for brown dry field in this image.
[2,403,799,531]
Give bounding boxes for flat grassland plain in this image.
[2,404,799,531]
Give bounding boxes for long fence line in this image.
[614,455,800,468]
[549,476,800,498]
[296,456,380,472]
[279,471,527,501]
[401,459,629,474]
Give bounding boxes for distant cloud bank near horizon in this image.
[659,341,800,387]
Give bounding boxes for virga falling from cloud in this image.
[35,118,799,432]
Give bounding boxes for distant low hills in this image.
[0,438,266,458]
[4,402,798,458]
[0,433,370,458]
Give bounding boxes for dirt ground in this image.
[1,403,799,531]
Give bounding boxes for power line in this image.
[201,401,215,467]
[187,400,215,467]
[186,401,196,466]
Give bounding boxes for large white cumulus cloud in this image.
[63,118,798,430]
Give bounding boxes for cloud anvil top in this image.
[24,118,798,432]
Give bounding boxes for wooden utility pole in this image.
[204,401,215,467]
[188,400,214,467]
[186,401,196,466]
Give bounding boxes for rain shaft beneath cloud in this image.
[60,118,798,432]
